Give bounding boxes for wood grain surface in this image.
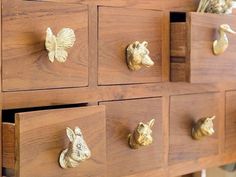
[101,98,163,177]
[225,91,236,152]
[169,92,220,165]
[98,7,163,85]
[2,123,15,169]
[2,0,89,91]
[3,106,106,177]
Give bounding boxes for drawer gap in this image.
[170,12,186,22]
[2,103,88,123]
[170,12,188,82]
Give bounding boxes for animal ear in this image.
[148,119,155,128]
[74,127,82,136]
[138,122,145,128]
[142,41,148,47]
[133,41,140,49]
[66,127,76,142]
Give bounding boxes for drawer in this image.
[226,91,236,152]
[2,106,106,177]
[171,12,236,83]
[100,98,163,177]
[169,93,220,165]
[98,7,163,85]
[2,0,88,91]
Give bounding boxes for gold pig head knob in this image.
[128,119,155,149]
[59,127,91,169]
[192,116,216,140]
[126,41,155,71]
[45,27,76,63]
[213,24,236,55]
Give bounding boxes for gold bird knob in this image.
[192,116,215,140]
[213,24,236,55]
[126,41,155,71]
[128,119,155,149]
[59,127,91,169]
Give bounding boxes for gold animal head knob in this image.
[213,24,236,55]
[128,119,155,149]
[126,41,155,71]
[59,127,91,169]
[192,116,216,140]
[45,27,76,63]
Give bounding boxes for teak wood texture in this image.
[171,12,236,83]
[169,93,220,165]
[225,91,236,152]
[98,7,163,85]
[101,98,163,177]
[1,0,236,177]
[3,106,106,177]
[2,0,89,91]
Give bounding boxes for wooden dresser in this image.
[1,0,236,177]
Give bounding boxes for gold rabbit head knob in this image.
[192,116,216,140]
[59,127,91,169]
[128,119,155,149]
[213,24,236,55]
[126,41,155,71]
[45,27,76,63]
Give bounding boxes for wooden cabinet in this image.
[2,0,89,91]
[169,93,220,165]
[98,7,163,85]
[2,106,106,177]
[226,91,236,152]
[171,12,236,83]
[100,98,163,177]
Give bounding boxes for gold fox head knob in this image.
[192,116,215,140]
[126,41,155,71]
[128,119,155,149]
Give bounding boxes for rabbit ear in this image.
[142,41,148,47]
[66,127,76,142]
[148,119,155,128]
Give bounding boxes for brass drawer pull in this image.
[126,41,155,71]
[213,24,236,55]
[45,27,76,63]
[59,127,91,169]
[192,116,215,140]
[128,119,155,149]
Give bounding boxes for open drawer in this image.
[2,106,106,177]
[171,12,236,83]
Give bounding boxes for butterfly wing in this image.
[54,28,76,62]
[45,28,56,62]
[56,28,76,49]
[55,50,68,63]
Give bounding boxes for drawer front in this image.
[226,91,236,152]
[2,0,88,91]
[100,98,163,177]
[169,93,220,165]
[188,13,236,83]
[98,7,163,85]
[3,106,106,177]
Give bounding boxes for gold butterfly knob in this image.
[45,27,76,63]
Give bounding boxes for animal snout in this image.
[142,55,154,67]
